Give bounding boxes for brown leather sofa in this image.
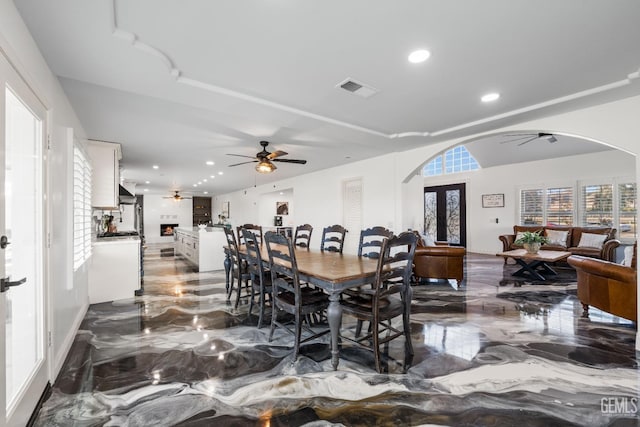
[499,225,619,262]
[567,243,637,322]
[413,238,466,283]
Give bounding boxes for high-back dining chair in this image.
[320,224,348,253]
[237,224,263,246]
[294,224,313,248]
[358,226,394,259]
[340,231,418,373]
[264,231,330,361]
[224,226,251,309]
[242,229,272,329]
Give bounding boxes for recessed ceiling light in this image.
[280,192,283,195]
[206,161,214,165]
[152,165,159,169]
[218,171,223,175]
[145,180,150,184]
[143,188,148,192]
[193,184,198,187]
[203,191,208,194]
[210,175,215,179]
[203,179,207,182]
[198,181,202,185]
[481,92,500,103]
[408,49,431,64]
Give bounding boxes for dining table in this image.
[230,244,380,370]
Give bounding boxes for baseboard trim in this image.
[52,300,89,380]
[26,381,52,427]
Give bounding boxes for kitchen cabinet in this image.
[174,227,226,271]
[192,196,212,225]
[89,237,141,304]
[87,140,122,209]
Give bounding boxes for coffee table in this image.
[497,249,572,281]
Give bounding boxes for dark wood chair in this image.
[223,227,251,309]
[320,224,348,253]
[264,231,330,361]
[294,224,313,248]
[237,224,263,246]
[340,231,418,373]
[242,229,273,329]
[358,226,394,258]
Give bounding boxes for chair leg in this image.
[257,291,264,329]
[248,282,256,318]
[226,270,235,301]
[293,311,302,361]
[268,307,277,342]
[372,320,382,373]
[355,320,363,338]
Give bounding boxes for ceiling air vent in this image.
[336,78,379,99]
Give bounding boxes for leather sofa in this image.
[567,243,637,322]
[499,225,619,262]
[413,237,466,283]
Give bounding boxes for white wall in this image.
[0,1,91,378]
[143,195,193,244]
[420,149,635,254]
[259,189,294,227]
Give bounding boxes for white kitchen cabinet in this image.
[89,237,141,304]
[87,140,122,209]
[174,227,226,271]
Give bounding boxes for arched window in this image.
[423,146,479,176]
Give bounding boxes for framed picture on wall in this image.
[222,201,230,218]
[276,201,289,215]
[482,193,504,208]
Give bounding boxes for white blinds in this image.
[73,144,92,270]
[546,187,573,225]
[618,183,636,236]
[581,184,613,226]
[520,189,543,225]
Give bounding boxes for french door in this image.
[1,51,49,426]
[424,183,466,246]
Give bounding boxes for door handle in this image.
[1,276,27,293]
[0,235,9,249]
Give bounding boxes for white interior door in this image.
[0,51,49,427]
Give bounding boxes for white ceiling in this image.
[14,0,640,196]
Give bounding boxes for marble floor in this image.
[33,245,639,426]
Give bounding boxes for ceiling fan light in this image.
[255,160,276,173]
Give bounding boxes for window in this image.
[423,146,479,176]
[73,144,92,270]
[579,180,636,241]
[519,187,573,226]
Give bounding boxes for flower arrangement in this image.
[514,231,548,245]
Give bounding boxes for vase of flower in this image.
[515,231,548,254]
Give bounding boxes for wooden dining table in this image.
[229,244,380,370]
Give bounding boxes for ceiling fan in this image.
[227,140,307,174]
[500,132,558,146]
[163,190,192,201]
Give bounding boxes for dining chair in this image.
[264,231,330,361]
[340,231,418,373]
[358,226,394,258]
[242,229,273,329]
[223,226,251,309]
[320,224,348,253]
[294,224,313,248]
[237,224,263,246]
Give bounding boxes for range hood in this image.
[119,185,137,205]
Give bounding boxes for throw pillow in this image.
[422,233,436,247]
[621,245,634,266]
[515,231,526,242]
[578,232,607,249]
[545,229,569,247]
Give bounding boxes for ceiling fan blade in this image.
[229,160,258,167]
[272,158,307,164]
[517,136,539,146]
[226,154,256,159]
[267,150,288,160]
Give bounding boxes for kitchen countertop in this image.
[95,235,141,243]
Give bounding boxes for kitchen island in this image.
[174,227,226,271]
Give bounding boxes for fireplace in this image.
[160,223,179,236]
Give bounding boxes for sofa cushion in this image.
[570,227,613,247]
[578,232,608,249]
[569,246,604,258]
[545,229,569,248]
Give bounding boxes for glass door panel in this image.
[424,183,466,246]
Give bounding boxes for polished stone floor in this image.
[34,245,639,426]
